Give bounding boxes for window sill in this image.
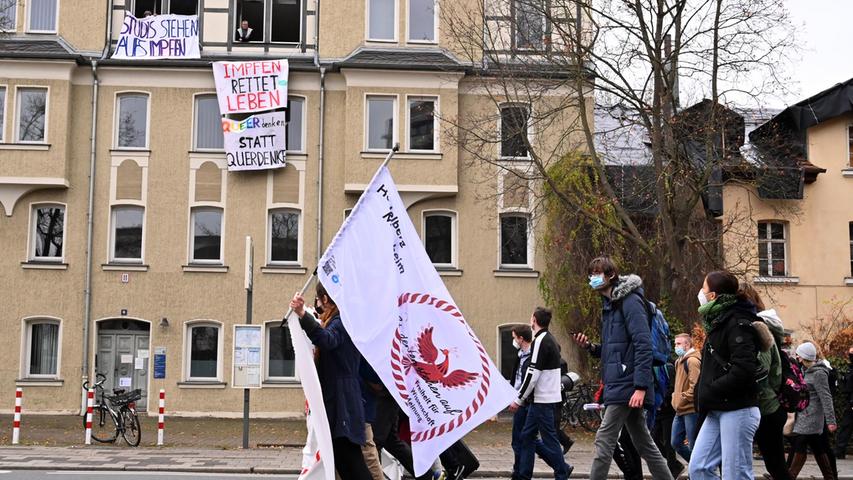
[494,268,539,278]
[753,276,800,285]
[436,268,463,277]
[16,378,63,387]
[261,265,308,275]
[0,143,51,151]
[498,156,532,162]
[110,148,151,154]
[21,261,68,270]
[845,277,853,286]
[102,263,148,272]
[182,264,228,273]
[842,168,853,178]
[262,380,301,388]
[177,381,227,389]
[360,151,442,161]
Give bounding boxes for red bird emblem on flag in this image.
[402,326,479,389]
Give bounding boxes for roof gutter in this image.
[314,0,325,264]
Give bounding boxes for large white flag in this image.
[317,166,517,475]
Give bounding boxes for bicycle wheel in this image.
[579,405,603,432]
[88,405,117,443]
[121,407,141,446]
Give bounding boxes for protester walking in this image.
[671,333,700,463]
[789,342,837,479]
[509,308,572,480]
[834,346,853,459]
[291,286,373,480]
[572,256,673,480]
[688,271,762,480]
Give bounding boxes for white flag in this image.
[316,166,517,475]
[289,313,335,480]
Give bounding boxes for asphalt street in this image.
[0,472,295,479]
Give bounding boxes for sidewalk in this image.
[1,415,851,478]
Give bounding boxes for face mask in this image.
[589,274,606,289]
[675,347,686,357]
[512,339,520,350]
[314,299,324,316]
[697,290,709,306]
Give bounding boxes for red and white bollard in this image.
[12,388,22,445]
[157,389,165,446]
[84,388,94,445]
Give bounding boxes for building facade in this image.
[0,0,579,416]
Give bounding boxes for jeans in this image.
[589,404,673,480]
[688,406,760,480]
[516,402,569,480]
[671,413,699,462]
[753,407,792,480]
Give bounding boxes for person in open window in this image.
[235,20,254,42]
[143,10,153,17]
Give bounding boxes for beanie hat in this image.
[795,342,817,362]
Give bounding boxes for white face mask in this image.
[512,339,520,350]
[697,290,709,306]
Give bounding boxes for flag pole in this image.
[281,143,400,328]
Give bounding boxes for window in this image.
[116,93,148,149]
[111,206,144,262]
[186,323,220,380]
[27,0,57,32]
[408,97,436,152]
[30,205,65,261]
[0,86,6,141]
[500,213,530,267]
[194,95,223,150]
[133,0,197,16]
[134,0,161,16]
[498,324,524,381]
[0,1,15,32]
[191,207,223,263]
[848,125,853,167]
[368,0,395,41]
[266,323,295,380]
[849,222,853,277]
[269,209,299,264]
[408,0,435,42]
[167,0,197,15]
[234,0,300,43]
[16,87,47,143]
[758,221,787,277]
[26,320,60,377]
[287,97,304,152]
[366,96,396,150]
[424,212,455,267]
[500,105,529,158]
[514,0,545,50]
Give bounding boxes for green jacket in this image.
[757,343,782,415]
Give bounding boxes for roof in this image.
[0,37,79,60]
[336,48,467,71]
[751,77,853,138]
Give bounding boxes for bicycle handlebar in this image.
[82,373,108,391]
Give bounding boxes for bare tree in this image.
[0,0,18,33]
[440,0,798,325]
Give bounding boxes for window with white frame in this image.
[500,104,530,158]
[234,0,301,43]
[266,322,296,380]
[408,0,435,42]
[368,0,395,40]
[111,206,144,262]
[133,0,198,16]
[500,213,530,267]
[16,87,47,143]
[757,221,787,277]
[25,319,60,377]
[366,96,396,151]
[116,93,148,149]
[269,209,299,264]
[30,204,65,261]
[513,0,545,50]
[191,207,223,263]
[0,1,16,31]
[0,86,6,142]
[194,95,223,150]
[186,323,220,380]
[408,97,437,152]
[424,211,455,267]
[287,96,304,152]
[27,0,57,32]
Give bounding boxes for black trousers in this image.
[554,403,573,450]
[835,408,853,456]
[613,429,643,480]
[754,408,793,480]
[332,436,374,480]
[372,394,432,480]
[653,408,683,478]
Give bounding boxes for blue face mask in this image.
[675,347,686,357]
[588,274,606,289]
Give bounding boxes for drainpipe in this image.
[314,0,325,263]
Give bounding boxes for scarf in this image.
[319,304,339,328]
[699,293,738,332]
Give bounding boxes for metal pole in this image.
[243,286,251,449]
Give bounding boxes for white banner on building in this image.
[222,111,287,171]
[289,313,335,480]
[112,12,200,59]
[212,60,289,114]
[316,166,518,476]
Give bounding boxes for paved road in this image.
[0,472,294,479]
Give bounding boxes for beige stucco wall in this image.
[722,113,853,333]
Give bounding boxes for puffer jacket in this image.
[589,274,654,408]
[793,363,837,435]
[755,309,784,416]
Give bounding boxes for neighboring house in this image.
[0,0,584,415]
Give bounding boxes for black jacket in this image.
[517,329,563,404]
[695,301,761,413]
[843,362,853,404]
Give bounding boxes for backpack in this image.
[827,364,839,397]
[778,349,810,413]
[618,292,671,367]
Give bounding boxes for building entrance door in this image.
[96,319,150,410]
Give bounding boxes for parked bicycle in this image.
[560,379,603,433]
[82,373,142,446]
